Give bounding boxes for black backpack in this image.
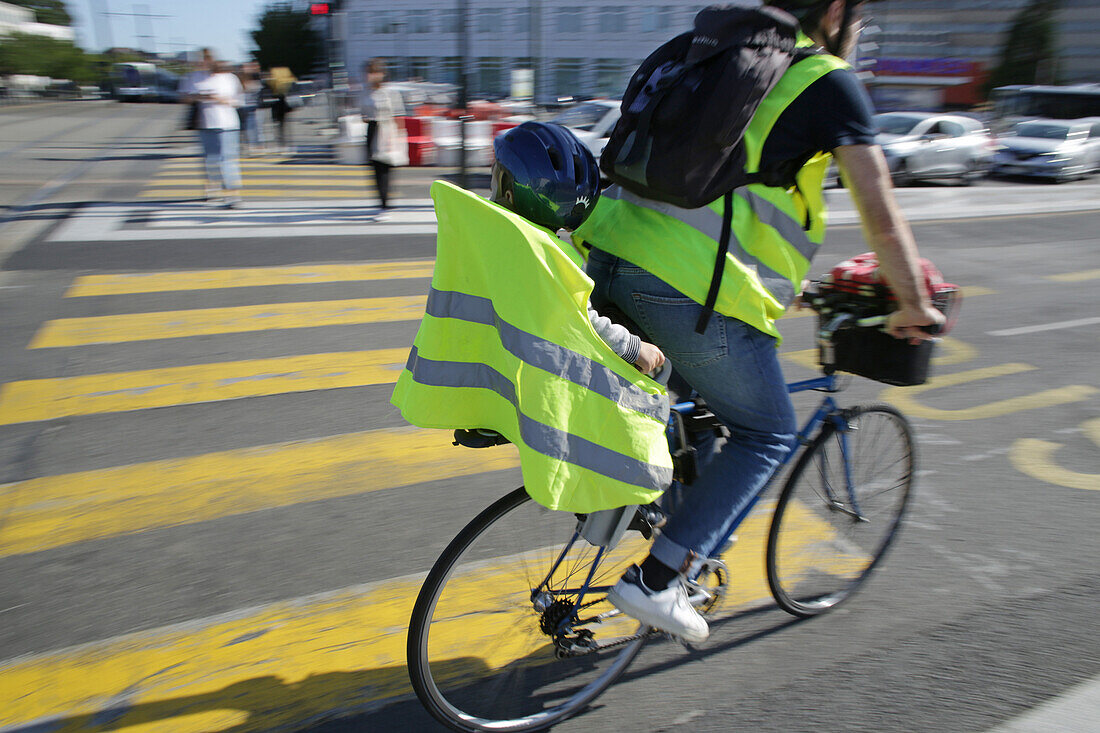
[600,5,802,208]
[598,5,810,333]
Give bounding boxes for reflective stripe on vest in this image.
[573,49,850,339]
[424,287,667,422]
[601,185,823,307]
[391,180,673,513]
[405,345,671,489]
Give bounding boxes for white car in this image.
[991,118,1100,182]
[549,100,621,158]
[875,112,995,185]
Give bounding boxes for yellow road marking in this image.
[1010,417,1100,491]
[781,337,978,372]
[0,349,408,425]
[152,169,371,178]
[30,296,426,348]
[142,179,372,188]
[138,189,371,198]
[65,262,434,297]
[0,500,864,732]
[881,363,1098,421]
[159,163,358,172]
[0,426,518,559]
[1047,268,1100,282]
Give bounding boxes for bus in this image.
[990,84,1100,131]
[108,62,159,102]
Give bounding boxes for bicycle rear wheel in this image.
[408,487,651,732]
[766,404,914,618]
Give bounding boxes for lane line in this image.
[0,349,408,425]
[139,189,378,199]
[1047,268,1100,282]
[65,261,434,297]
[988,316,1100,337]
[0,426,519,559]
[0,500,862,732]
[143,180,374,188]
[30,296,427,348]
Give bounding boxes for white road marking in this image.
[988,317,1100,336]
[47,200,439,241]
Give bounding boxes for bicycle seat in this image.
[453,428,512,448]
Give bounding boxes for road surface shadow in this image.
[7,605,803,733]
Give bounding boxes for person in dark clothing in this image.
[582,0,944,643]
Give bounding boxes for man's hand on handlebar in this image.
[635,341,666,375]
[886,304,945,344]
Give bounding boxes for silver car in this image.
[991,118,1100,182]
[550,100,621,158]
[875,112,995,185]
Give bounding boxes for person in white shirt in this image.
[360,58,407,216]
[181,48,245,207]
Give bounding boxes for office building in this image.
[338,0,1100,108]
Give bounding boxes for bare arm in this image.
[834,144,944,341]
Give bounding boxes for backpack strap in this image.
[695,189,735,334]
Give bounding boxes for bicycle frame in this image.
[534,371,861,634]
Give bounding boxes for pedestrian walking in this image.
[361,58,408,217]
[266,67,297,155]
[181,48,244,207]
[236,61,265,155]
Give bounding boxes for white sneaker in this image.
[606,565,709,643]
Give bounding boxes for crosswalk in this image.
[139,144,375,200]
[0,234,825,730]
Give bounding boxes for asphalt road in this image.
[0,101,1097,733]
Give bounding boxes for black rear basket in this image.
[815,286,957,387]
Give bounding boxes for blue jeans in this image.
[238,106,263,147]
[198,128,242,191]
[586,248,797,575]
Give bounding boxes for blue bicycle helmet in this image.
[492,121,601,231]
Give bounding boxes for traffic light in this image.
[310,3,330,14]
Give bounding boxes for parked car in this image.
[874,112,995,185]
[550,99,620,158]
[991,118,1100,182]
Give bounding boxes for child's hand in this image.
[634,342,666,375]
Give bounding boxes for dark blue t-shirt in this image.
[759,67,877,180]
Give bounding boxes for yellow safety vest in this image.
[390,181,672,513]
[574,40,850,341]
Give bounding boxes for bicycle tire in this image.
[408,487,650,733]
[766,404,914,618]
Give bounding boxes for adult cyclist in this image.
[578,0,945,643]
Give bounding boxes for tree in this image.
[249,2,322,78]
[0,33,95,81]
[6,0,72,26]
[987,0,1061,91]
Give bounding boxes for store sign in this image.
[872,58,978,77]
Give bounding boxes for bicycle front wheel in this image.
[408,487,651,733]
[766,404,914,618]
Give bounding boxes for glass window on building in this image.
[438,8,461,33]
[409,57,432,81]
[554,59,584,99]
[479,8,505,33]
[439,57,462,85]
[408,10,432,33]
[512,7,530,35]
[476,58,505,97]
[599,6,628,33]
[594,59,629,97]
[374,10,399,34]
[640,6,675,33]
[556,7,583,34]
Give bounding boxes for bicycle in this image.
[406,297,922,733]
